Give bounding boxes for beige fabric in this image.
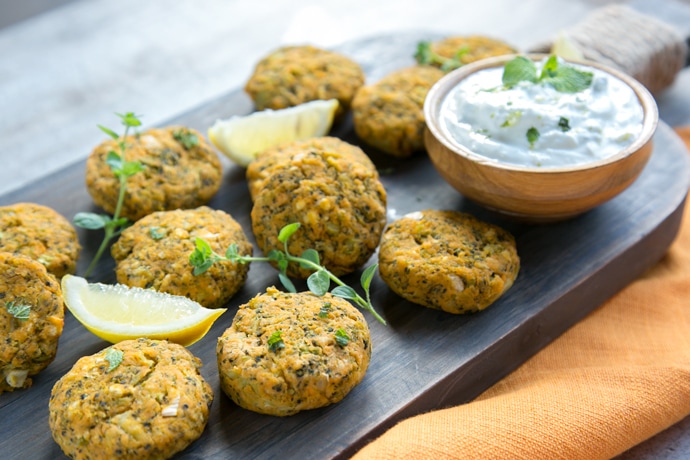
[353,128,690,459]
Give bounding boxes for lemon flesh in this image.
[61,275,226,346]
[208,98,339,167]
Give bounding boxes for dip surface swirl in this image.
[440,58,644,168]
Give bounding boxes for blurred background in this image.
[1,0,689,196]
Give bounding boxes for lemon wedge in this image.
[208,98,339,166]
[61,275,226,346]
[551,32,584,61]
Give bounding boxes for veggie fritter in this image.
[250,138,387,278]
[0,202,80,278]
[352,65,445,157]
[0,252,64,394]
[111,206,252,309]
[49,338,213,460]
[246,136,377,201]
[378,210,520,314]
[85,126,222,221]
[244,45,365,119]
[217,287,371,416]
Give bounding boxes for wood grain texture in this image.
[0,34,689,460]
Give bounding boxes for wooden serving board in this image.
[1,33,689,459]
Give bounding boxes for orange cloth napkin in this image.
[353,128,690,459]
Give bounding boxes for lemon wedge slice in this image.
[61,275,226,346]
[551,32,584,61]
[208,98,339,166]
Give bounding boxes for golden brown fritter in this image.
[111,206,252,309]
[244,45,365,118]
[250,138,387,279]
[246,136,377,201]
[378,210,520,314]
[0,252,64,394]
[217,287,371,416]
[85,126,223,222]
[352,65,445,157]
[430,35,517,66]
[0,202,80,278]
[49,338,213,460]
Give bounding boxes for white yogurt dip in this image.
[440,58,644,168]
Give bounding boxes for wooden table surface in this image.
[1,0,690,458]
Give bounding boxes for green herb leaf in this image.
[5,301,30,321]
[106,151,123,172]
[278,222,300,243]
[149,226,166,240]
[120,160,144,178]
[543,64,593,93]
[98,125,120,140]
[558,117,571,132]
[172,129,199,149]
[335,328,350,347]
[268,331,285,352]
[105,348,124,372]
[360,264,378,291]
[307,269,330,296]
[189,237,215,275]
[527,127,540,147]
[73,212,110,230]
[331,285,358,301]
[319,302,332,318]
[117,112,142,128]
[502,56,538,87]
[278,272,297,293]
[414,41,434,65]
[300,248,320,268]
[268,250,289,273]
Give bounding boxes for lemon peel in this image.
[61,275,226,346]
[208,98,339,166]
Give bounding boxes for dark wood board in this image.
[1,33,689,459]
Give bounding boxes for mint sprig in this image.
[189,222,385,325]
[502,55,593,93]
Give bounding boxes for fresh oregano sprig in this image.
[189,222,386,325]
[502,55,593,93]
[74,112,144,277]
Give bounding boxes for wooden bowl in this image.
[424,54,658,222]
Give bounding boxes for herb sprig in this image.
[502,55,593,93]
[189,222,385,325]
[414,41,468,71]
[74,112,143,277]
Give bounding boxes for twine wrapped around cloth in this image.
[351,127,690,459]
[530,4,687,95]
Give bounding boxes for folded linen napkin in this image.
[352,127,690,459]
